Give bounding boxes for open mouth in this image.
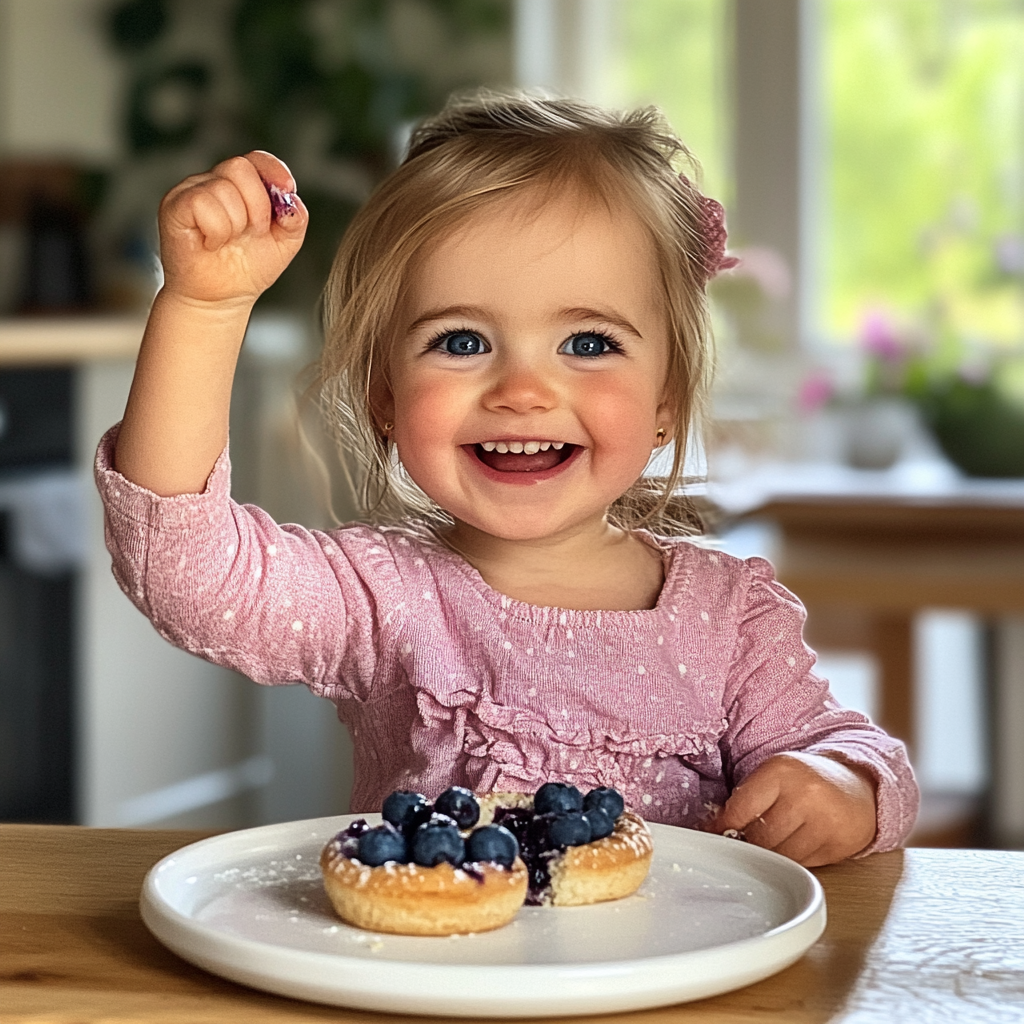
[469,440,580,474]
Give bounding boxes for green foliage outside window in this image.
[609,0,731,204]
[824,0,1024,347]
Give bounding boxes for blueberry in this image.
[547,811,592,848]
[411,814,465,866]
[465,824,519,867]
[382,790,431,830]
[534,782,583,815]
[357,823,409,866]
[583,786,624,821]
[584,806,615,841]
[434,786,480,829]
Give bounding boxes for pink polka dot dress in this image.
[96,426,918,853]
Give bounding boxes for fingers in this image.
[243,150,296,192]
[711,773,780,835]
[189,179,252,251]
[160,152,308,256]
[229,152,308,236]
[209,155,275,235]
[715,784,826,865]
[711,752,879,867]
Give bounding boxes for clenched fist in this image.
[158,150,308,308]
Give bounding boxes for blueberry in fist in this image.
[548,811,592,848]
[382,790,431,830]
[584,806,615,841]
[583,786,624,821]
[434,786,480,829]
[535,782,583,815]
[411,815,466,867]
[357,823,408,866]
[465,824,519,867]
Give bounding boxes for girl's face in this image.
[384,187,675,542]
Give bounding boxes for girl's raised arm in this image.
[115,151,307,496]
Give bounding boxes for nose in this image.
[482,350,559,414]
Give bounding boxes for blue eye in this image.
[436,331,486,356]
[561,332,617,357]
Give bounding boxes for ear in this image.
[654,391,678,445]
[367,366,395,437]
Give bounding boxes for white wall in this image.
[76,359,261,828]
[0,0,120,160]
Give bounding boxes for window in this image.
[822,0,1024,347]
[608,0,732,205]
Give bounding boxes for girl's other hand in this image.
[707,752,878,866]
[158,150,307,308]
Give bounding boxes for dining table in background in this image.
[3,824,1024,1023]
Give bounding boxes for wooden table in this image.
[3,825,1024,1023]
[754,497,1024,751]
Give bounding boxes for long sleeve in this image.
[95,424,381,699]
[719,556,919,854]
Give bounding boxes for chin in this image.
[452,504,605,543]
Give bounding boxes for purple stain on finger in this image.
[264,181,299,221]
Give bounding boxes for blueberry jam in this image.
[493,807,560,904]
[334,818,371,858]
[264,182,299,221]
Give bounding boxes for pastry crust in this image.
[319,839,528,936]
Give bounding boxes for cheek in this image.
[391,375,468,462]
[578,374,661,453]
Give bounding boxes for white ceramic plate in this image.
[141,814,825,1018]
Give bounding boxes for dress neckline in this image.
[403,524,696,627]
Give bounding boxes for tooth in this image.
[495,442,509,453]
[552,442,565,450]
[508,441,524,453]
[524,441,540,454]
[481,441,496,452]
[539,442,551,451]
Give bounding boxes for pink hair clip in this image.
[679,175,740,284]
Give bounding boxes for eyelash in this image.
[561,331,624,357]
[425,327,487,357]
[423,328,626,357]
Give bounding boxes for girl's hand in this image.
[707,752,878,866]
[158,150,307,308]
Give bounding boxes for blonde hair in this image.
[318,90,716,534]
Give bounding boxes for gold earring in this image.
[655,428,667,445]
[383,421,394,433]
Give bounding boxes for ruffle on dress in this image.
[411,672,726,811]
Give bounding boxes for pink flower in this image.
[860,309,904,361]
[729,246,791,300]
[797,370,835,415]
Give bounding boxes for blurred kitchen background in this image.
[0,0,1021,850]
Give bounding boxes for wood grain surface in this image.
[2,825,1024,1023]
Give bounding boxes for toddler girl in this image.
[98,92,917,866]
